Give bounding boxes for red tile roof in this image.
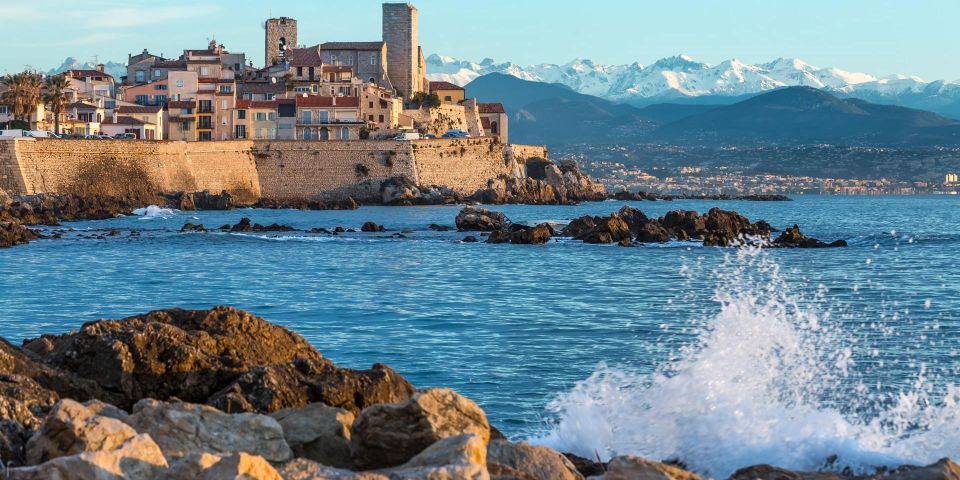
[478,102,505,114]
[429,81,464,92]
[153,60,187,69]
[116,105,162,114]
[66,69,114,80]
[320,41,384,51]
[294,96,359,108]
[236,100,278,109]
[238,82,286,95]
[287,46,322,67]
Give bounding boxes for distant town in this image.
[0,3,509,144]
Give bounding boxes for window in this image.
[330,54,338,64]
[268,128,275,139]
[235,125,246,138]
[491,121,499,134]
[255,112,267,121]
[135,70,145,82]
[219,85,232,94]
[347,56,353,65]
[135,95,149,105]
[179,121,190,132]
[255,128,262,139]
[155,95,168,106]
[339,127,349,140]
[199,131,212,141]
[445,96,452,102]
[221,100,228,109]
[369,102,374,108]
[308,67,314,79]
[153,69,161,78]
[294,86,310,93]
[378,114,384,123]
[368,115,374,121]
[199,100,212,113]
[265,94,275,100]
[301,111,312,124]
[200,67,209,76]
[154,84,168,91]
[297,67,303,77]
[175,79,184,88]
[317,111,328,123]
[0,106,8,115]
[268,112,276,121]
[312,84,318,93]
[370,53,377,65]
[237,110,246,119]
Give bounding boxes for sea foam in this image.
[132,205,176,219]
[536,246,960,479]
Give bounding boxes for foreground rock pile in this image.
[455,205,847,248]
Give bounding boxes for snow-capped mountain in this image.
[426,53,960,118]
[45,58,126,79]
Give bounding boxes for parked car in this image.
[441,129,470,138]
[0,129,26,138]
[392,132,421,141]
[112,133,136,140]
[423,134,437,139]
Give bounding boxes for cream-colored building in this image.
[428,81,464,105]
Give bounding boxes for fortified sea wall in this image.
[0,137,547,202]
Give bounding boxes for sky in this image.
[3,0,959,81]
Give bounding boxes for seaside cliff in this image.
[0,306,956,480]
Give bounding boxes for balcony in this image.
[197,106,214,114]
[296,118,364,126]
[197,120,213,130]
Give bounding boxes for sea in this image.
[1,195,958,478]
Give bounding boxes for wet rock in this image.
[3,193,137,225]
[512,223,554,245]
[616,206,649,235]
[26,399,138,465]
[564,452,606,478]
[487,439,583,480]
[309,227,331,234]
[361,221,385,232]
[123,399,292,462]
[576,215,632,244]
[254,222,296,232]
[730,464,842,480]
[351,387,490,470]
[7,433,167,480]
[23,306,324,409]
[456,206,511,231]
[191,190,234,210]
[334,226,346,233]
[597,456,702,480]
[485,230,514,244]
[463,235,479,242]
[618,239,635,247]
[636,220,670,243]
[0,221,41,248]
[773,225,847,248]
[429,224,452,231]
[700,208,759,246]
[166,191,196,211]
[230,217,254,232]
[207,359,413,416]
[270,403,354,468]
[180,222,206,232]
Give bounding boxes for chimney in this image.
[96,64,105,73]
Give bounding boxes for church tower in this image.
[382,3,424,99]
[265,17,297,67]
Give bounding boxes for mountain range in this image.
[465,73,960,147]
[428,54,960,119]
[45,58,127,79]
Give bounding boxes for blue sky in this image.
[4,0,959,80]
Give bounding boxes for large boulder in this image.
[279,434,488,480]
[636,220,670,243]
[351,388,491,470]
[456,207,510,231]
[270,403,354,468]
[26,399,138,465]
[615,206,649,235]
[486,439,583,480]
[207,359,414,416]
[591,456,702,480]
[0,221,40,248]
[7,433,167,480]
[123,399,292,462]
[730,459,960,480]
[576,215,632,244]
[163,452,283,480]
[22,306,325,408]
[191,190,234,210]
[486,224,554,245]
[701,208,766,246]
[660,210,705,240]
[773,225,847,248]
[560,216,597,238]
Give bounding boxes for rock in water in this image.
[191,190,234,210]
[636,220,670,243]
[576,215,632,244]
[361,221,385,232]
[269,403,354,468]
[7,434,167,480]
[773,224,847,248]
[123,399,292,462]
[351,387,490,470]
[455,207,510,231]
[21,306,325,409]
[0,221,40,248]
[26,399,138,465]
[206,359,414,416]
[560,215,598,238]
[616,205,649,235]
[486,439,583,480]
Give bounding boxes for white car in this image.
[392,132,421,141]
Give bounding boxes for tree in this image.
[410,91,441,109]
[43,74,71,134]
[0,71,43,126]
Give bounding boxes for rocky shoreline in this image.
[0,306,955,480]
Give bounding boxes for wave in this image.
[534,246,960,479]
[132,205,176,220]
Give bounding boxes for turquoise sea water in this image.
[1,196,958,476]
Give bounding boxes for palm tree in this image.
[0,71,43,128]
[42,75,71,134]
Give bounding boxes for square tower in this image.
[265,17,297,68]
[382,3,424,99]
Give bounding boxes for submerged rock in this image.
[180,222,206,232]
[773,225,847,248]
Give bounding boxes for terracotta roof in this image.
[167,101,195,108]
[429,81,463,92]
[480,117,491,129]
[320,41,384,51]
[236,100,278,109]
[287,46,322,67]
[66,69,114,79]
[238,82,286,95]
[103,116,154,126]
[153,60,187,69]
[478,102,505,114]
[116,105,162,114]
[294,96,359,108]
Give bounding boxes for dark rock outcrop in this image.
[485,224,553,245]
[455,207,510,231]
[207,359,414,416]
[190,190,234,210]
[0,221,41,248]
[576,215,632,244]
[636,220,671,243]
[180,223,206,233]
[361,221,385,232]
[773,225,848,248]
[253,197,360,210]
[21,307,325,409]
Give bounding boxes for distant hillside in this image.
[652,86,960,146]
[45,57,126,79]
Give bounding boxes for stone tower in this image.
[382,3,424,99]
[265,17,297,67]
